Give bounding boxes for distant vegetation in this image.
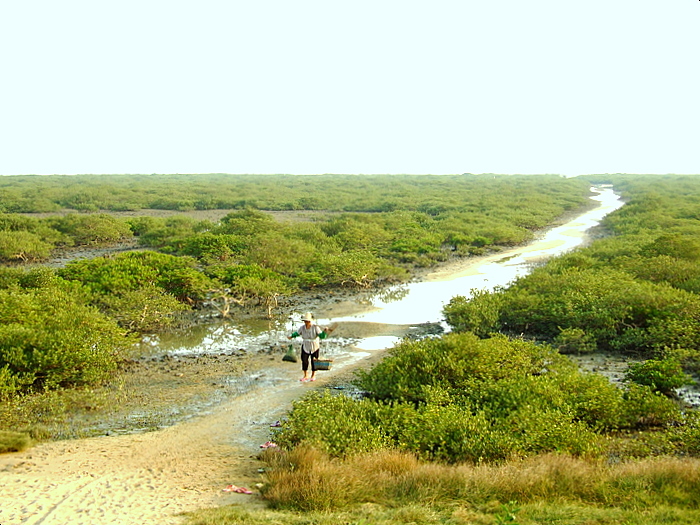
[0,173,588,214]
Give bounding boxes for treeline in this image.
[0,174,591,266]
[0,173,586,214]
[272,175,700,465]
[0,175,593,401]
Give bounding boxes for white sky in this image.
[1,1,698,176]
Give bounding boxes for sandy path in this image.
[0,353,358,524]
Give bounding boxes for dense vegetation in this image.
[273,333,698,463]
[0,173,588,215]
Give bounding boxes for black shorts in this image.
[301,349,320,371]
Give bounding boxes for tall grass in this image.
[182,448,700,524]
[261,447,700,512]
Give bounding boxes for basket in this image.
[314,359,333,371]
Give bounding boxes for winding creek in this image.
[155,187,622,352]
[109,186,700,431]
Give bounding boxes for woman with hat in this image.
[288,312,334,382]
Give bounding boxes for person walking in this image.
[288,312,333,382]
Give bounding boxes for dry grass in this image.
[261,447,700,512]
[182,449,700,524]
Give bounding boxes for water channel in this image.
[144,187,700,409]
[153,187,624,361]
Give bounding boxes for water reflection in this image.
[148,319,289,357]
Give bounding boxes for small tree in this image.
[0,231,52,262]
[624,357,694,397]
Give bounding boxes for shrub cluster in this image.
[0,269,135,399]
[273,333,692,463]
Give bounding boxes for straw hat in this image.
[301,312,314,322]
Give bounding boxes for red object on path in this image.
[223,484,253,494]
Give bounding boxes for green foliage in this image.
[446,266,700,357]
[619,383,683,429]
[217,208,277,236]
[98,285,189,332]
[276,334,689,464]
[442,290,503,337]
[0,430,33,453]
[0,230,53,262]
[59,251,211,301]
[625,358,695,396]
[0,213,66,260]
[46,213,133,246]
[1,175,597,301]
[355,333,566,404]
[132,215,206,250]
[554,327,598,354]
[213,263,292,306]
[57,251,213,330]
[178,232,248,262]
[0,285,134,396]
[273,391,389,457]
[0,173,592,217]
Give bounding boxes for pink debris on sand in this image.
[260,441,278,449]
[223,484,253,494]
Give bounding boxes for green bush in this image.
[619,383,683,429]
[59,251,213,303]
[625,358,695,396]
[273,391,389,457]
[47,213,133,246]
[178,232,248,261]
[0,231,53,262]
[0,430,33,453]
[0,286,135,396]
[99,285,189,332]
[355,333,568,404]
[554,327,597,354]
[272,334,688,463]
[498,406,602,457]
[443,290,503,337]
[385,402,515,463]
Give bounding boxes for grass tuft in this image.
[0,430,33,453]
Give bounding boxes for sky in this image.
[1,1,699,176]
